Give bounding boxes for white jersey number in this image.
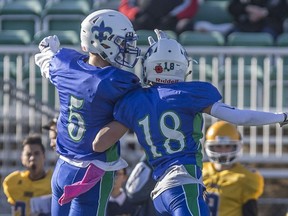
[67,95,86,141]
[138,111,185,158]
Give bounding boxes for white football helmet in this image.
[142,29,190,84]
[205,121,243,165]
[81,9,140,68]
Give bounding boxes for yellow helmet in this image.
[204,121,242,164]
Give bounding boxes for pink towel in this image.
[58,164,105,205]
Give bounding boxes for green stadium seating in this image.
[179,31,225,46]
[33,30,80,45]
[12,0,46,7]
[93,0,120,10]
[178,31,225,65]
[276,33,288,46]
[226,32,274,66]
[0,0,42,38]
[42,0,90,34]
[276,33,288,64]
[136,30,177,46]
[227,32,274,46]
[0,30,31,45]
[193,1,232,24]
[0,30,31,79]
[43,0,90,15]
[0,0,42,15]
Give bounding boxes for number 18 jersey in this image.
[114,81,222,180]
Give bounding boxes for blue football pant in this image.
[51,158,114,216]
[153,184,210,216]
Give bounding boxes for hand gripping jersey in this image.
[49,48,140,162]
[2,170,53,216]
[203,162,264,216]
[113,81,222,180]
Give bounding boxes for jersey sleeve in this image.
[166,82,222,113]
[49,48,141,102]
[48,48,78,87]
[113,89,140,129]
[2,171,21,205]
[104,69,141,100]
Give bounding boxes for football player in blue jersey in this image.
[35,9,141,216]
[92,29,288,216]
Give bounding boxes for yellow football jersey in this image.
[203,162,264,216]
[2,169,52,216]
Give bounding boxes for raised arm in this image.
[34,35,60,79]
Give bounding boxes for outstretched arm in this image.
[93,121,128,152]
[206,102,287,126]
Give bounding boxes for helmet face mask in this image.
[205,121,243,165]
[113,32,140,68]
[205,140,242,164]
[142,30,190,84]
[81,9,140,68]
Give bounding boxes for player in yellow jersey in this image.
[3,134,53,216]
[203,121,264,216]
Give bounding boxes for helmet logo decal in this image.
[154,64,163,73]
[91,21,113,42]
[154,62,176,73]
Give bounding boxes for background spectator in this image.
[119,0,198,33]
[203,121,264,216]
[227,0,288,40]
[42,116,58,151]
[2,134,52,216]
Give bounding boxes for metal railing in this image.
[1,45,288,163]
[0,44,288,215]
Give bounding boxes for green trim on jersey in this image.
[97,171,114,215]
[192,113,204,168]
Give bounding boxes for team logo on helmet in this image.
[154,64,163,73]
[91,21,113,42]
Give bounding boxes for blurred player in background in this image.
[2,134,52,216]
[93,29,288,216]
[203,121,264,216]
[125,154,158,216]
[42,116,58,151]
[34,9,141,215]
[106,167,138,216]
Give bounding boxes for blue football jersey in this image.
[114,82,222,180]
[49,48,141,161]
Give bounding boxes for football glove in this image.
[38,35,60,54]
[279,112,288,127]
